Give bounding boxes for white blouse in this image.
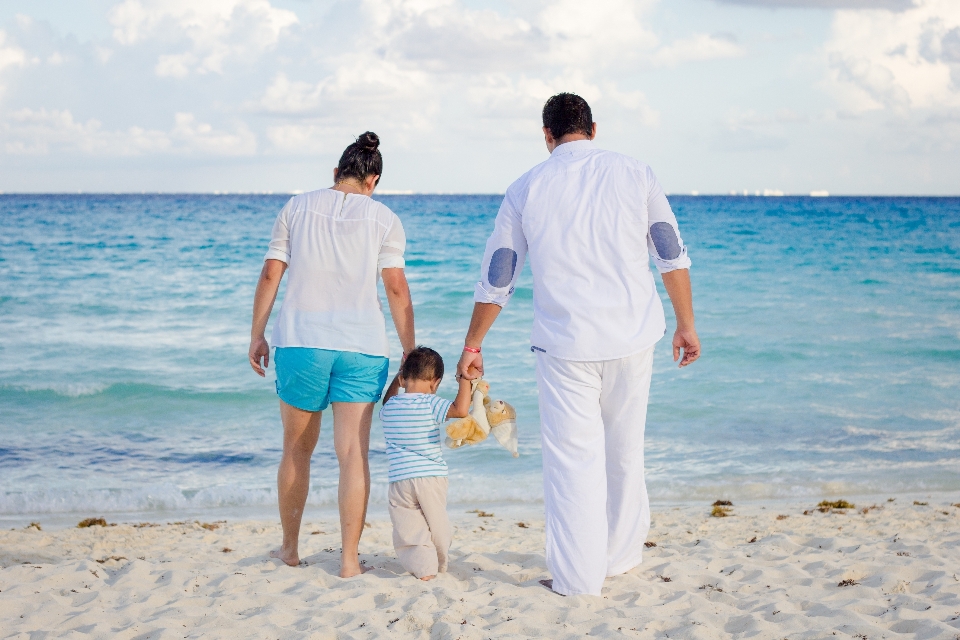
[264,189,406,358]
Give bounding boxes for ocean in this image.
[1,194,959,522]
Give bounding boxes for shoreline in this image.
[4,489,959,532]
[3,497,959,638]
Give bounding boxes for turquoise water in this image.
[1,194,958,517]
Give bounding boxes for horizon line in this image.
[1,191,959,198]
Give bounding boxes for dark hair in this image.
[336,131,382,185]
[542,93,593,139]
[400,346,444,382]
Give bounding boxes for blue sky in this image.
[0,0,957,194]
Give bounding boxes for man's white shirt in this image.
[474,140,691,361]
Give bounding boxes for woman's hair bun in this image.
[357,131,380,150]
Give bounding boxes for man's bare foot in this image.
[269,547,299,567]
[420,575,436,581]
[539,579,565,596]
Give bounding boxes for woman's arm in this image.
[446,375,474,419]
[381,267,416,357]
[249,259,287,376]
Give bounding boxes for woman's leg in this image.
[272,399,321,566]
[332,401,374,578]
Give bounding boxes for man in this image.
[457,93,700,597]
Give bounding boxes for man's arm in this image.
[446,375,474,419]
[457,302,502,379]
[660,269,700,367]
[249,259,287,376]
[381,267,416,357]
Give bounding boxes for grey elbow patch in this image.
[650,222,682,260]
[488,248,518,288]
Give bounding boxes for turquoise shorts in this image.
[274,347,390,412]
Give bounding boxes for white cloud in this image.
[1,109,256,156]
[652,32,745,66]
[0,29,28,72]
[824,0,960,111]
[108,0,298,76]
[251,0,732,152]
[171,112,257,155]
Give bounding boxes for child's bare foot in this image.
[269,547,299,567]
[420,575,436,581]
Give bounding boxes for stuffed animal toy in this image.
[486,399,518,457]
[445,376,519,457]
[445,378,490,449]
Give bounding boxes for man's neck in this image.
[556,133,592,146]
[548,133,592,153]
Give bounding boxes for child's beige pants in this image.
[388,476,451,578]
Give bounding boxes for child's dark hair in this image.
[336,131,382,185]
[400,346,444,381]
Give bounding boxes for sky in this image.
[0,0,957,194]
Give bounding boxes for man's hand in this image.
[249,336,270,377]
[672,327,701,368]
[457,350,484,380]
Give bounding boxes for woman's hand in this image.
[249,336,270,377]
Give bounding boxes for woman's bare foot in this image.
[339,562,372,578]
[269,547,299,567]
[420,575,436,581]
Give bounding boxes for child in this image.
[380,346,472,581]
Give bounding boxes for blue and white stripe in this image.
[380,393,452,483]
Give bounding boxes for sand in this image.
[2,498,959,639]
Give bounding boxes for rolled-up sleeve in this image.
[378,215,406,270]
[645,167,691,273]
[474,190,528,307]
[263,197,294,263]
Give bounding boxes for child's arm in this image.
[382,373,401,404]
[446,375,473,419]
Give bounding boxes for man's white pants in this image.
[535,346,654,597]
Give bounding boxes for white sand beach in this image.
[2,498,959,639]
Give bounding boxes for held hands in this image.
[457,349,484,380]
[673,327,701,368]
[249,335,270,377]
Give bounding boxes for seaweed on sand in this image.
[817,500,854,513]
[711,505,732,517]
[78,517,108,528]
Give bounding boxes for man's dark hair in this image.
[336,131,382,185]
[400,346,444,381]
[542,93,593,139]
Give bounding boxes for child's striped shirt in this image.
[380,393,452,483]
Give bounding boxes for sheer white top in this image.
[264,189,406,358]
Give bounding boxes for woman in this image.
[248,132,415,578]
